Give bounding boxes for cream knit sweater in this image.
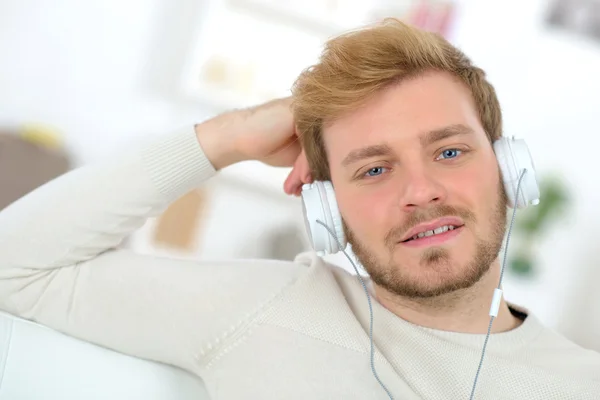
[0,127,599,400]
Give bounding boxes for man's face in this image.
[323,71,507,299]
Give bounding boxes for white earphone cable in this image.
[316,220,395,400]
[468,168,527,400]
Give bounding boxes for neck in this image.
[373,259,523,334]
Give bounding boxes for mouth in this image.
[401,224,462,242]
[400,218,465,247]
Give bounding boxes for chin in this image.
[349,225,500,299]
[395,241,467,268]
[376,247,489,299]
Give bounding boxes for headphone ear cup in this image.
[322,181,346,251]
[300,181,347,255]
[494,137,541,209]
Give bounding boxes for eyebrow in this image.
[340,124,474,168]
[420,124,475,147]
[341,144,394,167]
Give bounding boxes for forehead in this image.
[323,71,485,161]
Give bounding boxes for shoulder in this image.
[292,251,362,288]
[520,308,600,379]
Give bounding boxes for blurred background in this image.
[1,0,599,352]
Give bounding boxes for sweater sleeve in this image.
[0,126,306,374]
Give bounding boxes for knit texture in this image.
[0,126,599,399]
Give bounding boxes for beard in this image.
[345,183,508,299]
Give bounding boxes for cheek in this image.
[455,159,501,218]
[337,188,392,240]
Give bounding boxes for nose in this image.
[399,165,447,212]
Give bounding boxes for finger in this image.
[283,155,304,194]
[284,150,312,195]
[295,149,312,183]
[283,166,301,195]
[286,175,305,197]
[266,137,302,168]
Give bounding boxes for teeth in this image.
[410,225,456,241]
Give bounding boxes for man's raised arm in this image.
[0,99,310,373]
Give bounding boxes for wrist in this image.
[194,119,245,170]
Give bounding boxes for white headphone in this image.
[300,136,541,255]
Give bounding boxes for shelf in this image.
[227,0,362,38]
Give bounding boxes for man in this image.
[0,19,599,400]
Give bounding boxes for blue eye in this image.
[438,148,461,159]
[365,166,386,177]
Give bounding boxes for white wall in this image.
[1,0,599,349]
[0,0,216,163]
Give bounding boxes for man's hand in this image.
[195,97,312,196]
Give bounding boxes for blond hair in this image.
[292,18,502,181]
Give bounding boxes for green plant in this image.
[508,173,570,277]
